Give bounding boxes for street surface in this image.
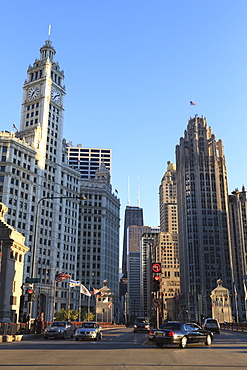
[1,327,247,369]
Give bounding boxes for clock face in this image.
[28,86,39,100]
[51,88,61,103]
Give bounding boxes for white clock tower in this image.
[17,38,66,169]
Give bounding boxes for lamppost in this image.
[27,195,86,328]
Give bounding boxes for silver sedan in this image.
[74,321,102,341]
[43,321,75,339]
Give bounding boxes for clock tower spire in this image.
[17,38,65,168]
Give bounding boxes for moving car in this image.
[148,328,158,341]
[43,321,75,339]
[74,321,102,341]
[154,321,214,349]
[133,317,150,333]
[203,318,220,334]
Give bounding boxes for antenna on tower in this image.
[137,177,140,207]
[128,177,130,205]
[48,25,51,39]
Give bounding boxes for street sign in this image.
[153,298,161,308]
[152,263,161,273]
[25,277,39,283]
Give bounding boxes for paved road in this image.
[1,328,247,369]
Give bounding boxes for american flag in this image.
[190,101,196,105]
[55,272,71,283]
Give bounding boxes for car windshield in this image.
[51,322,66,327]
[135,318,148,323]
[80,323,96,328]
[160,323,181,331]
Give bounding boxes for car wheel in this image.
[217,330,220,334]
[99,333,102,340]
[62,332,66,339]
[134,330,137,333]
[75,338,79,341]
[156,342,163,348]
[180,336,188,349]
[205,335,212,346]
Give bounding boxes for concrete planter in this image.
[14,334,23,341]
[2,335,13,342]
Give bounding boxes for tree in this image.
[54,309,79,321]
[84,311,95,322]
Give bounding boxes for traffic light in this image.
[153,275,160,292]
[27,289,36,302]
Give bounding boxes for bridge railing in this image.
[221,323,247,332]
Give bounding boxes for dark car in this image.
[43,321,75,339]
[154,321,213,349]
[202,318,220,334]
[133,317,150,333]
[148,327,158,341]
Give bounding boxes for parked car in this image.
[203,318,220,334]
[43,321,75,339]
[153,321,214,349]
[133,317,150,333]
[74,322,102,341]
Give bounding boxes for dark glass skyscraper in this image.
[122,206,144,276]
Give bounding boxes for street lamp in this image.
[28,195,86,327]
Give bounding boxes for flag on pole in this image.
[69,280,81,287]
[80,284,91,297]
[55,272,71,283]
[190,101,196,105]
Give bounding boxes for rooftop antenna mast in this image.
[137,177,140,207]
[128,177,130,205]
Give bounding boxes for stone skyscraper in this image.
[176,116,233,319]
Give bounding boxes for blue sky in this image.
[1,0,247,258]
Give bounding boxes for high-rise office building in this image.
[229,187,247,321]
[67,144,112,179]
[127,225,153,317]
[122,206,144,277]
[140,231,160,317]
[176,116,233,319]
[77,163,120,320]
[158,161,180,319]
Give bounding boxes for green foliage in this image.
[54,309,95,322]
[84,311,95,322]
[54,308,79,322]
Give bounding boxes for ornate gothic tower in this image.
[176,116,233,320]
